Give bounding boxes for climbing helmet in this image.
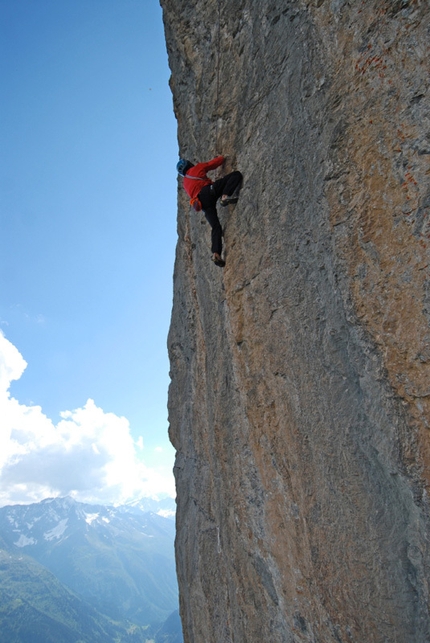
[176,158,193,176]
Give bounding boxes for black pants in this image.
[198,171,243,255]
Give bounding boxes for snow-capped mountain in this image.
[120,495,176,518]
[0,496,175,552]
[0,497,179,630]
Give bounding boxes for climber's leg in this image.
[212,171,243,200]
[198,185,223,256]
[204,206,223,256]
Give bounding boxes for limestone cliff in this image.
[161,1,430,641]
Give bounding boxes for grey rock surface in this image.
[161,1,430,641]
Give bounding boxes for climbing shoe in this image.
[212,253,226,268]
[220,195,238,207]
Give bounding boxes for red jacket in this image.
[183,156,225,200]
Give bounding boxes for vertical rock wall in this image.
[161,1,430,641]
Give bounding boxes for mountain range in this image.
[0,497,182,643]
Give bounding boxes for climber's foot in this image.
[220,194,238,207]
[212,253,225,267]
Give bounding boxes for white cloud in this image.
[0,331,175,507]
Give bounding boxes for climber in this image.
[177,156,243,267]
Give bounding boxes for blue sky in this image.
[0,0,178,505]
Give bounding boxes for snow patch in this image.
[14,534,37,547]
[84,512,99,525]
[157,509,175,519]
[102,516,110,523]
[44,518,68,541]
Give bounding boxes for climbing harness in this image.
[190,196,203,212]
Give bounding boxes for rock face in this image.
[161,1,430,641]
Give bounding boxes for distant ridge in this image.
[0,497,183,642]
[0,550,151,643]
